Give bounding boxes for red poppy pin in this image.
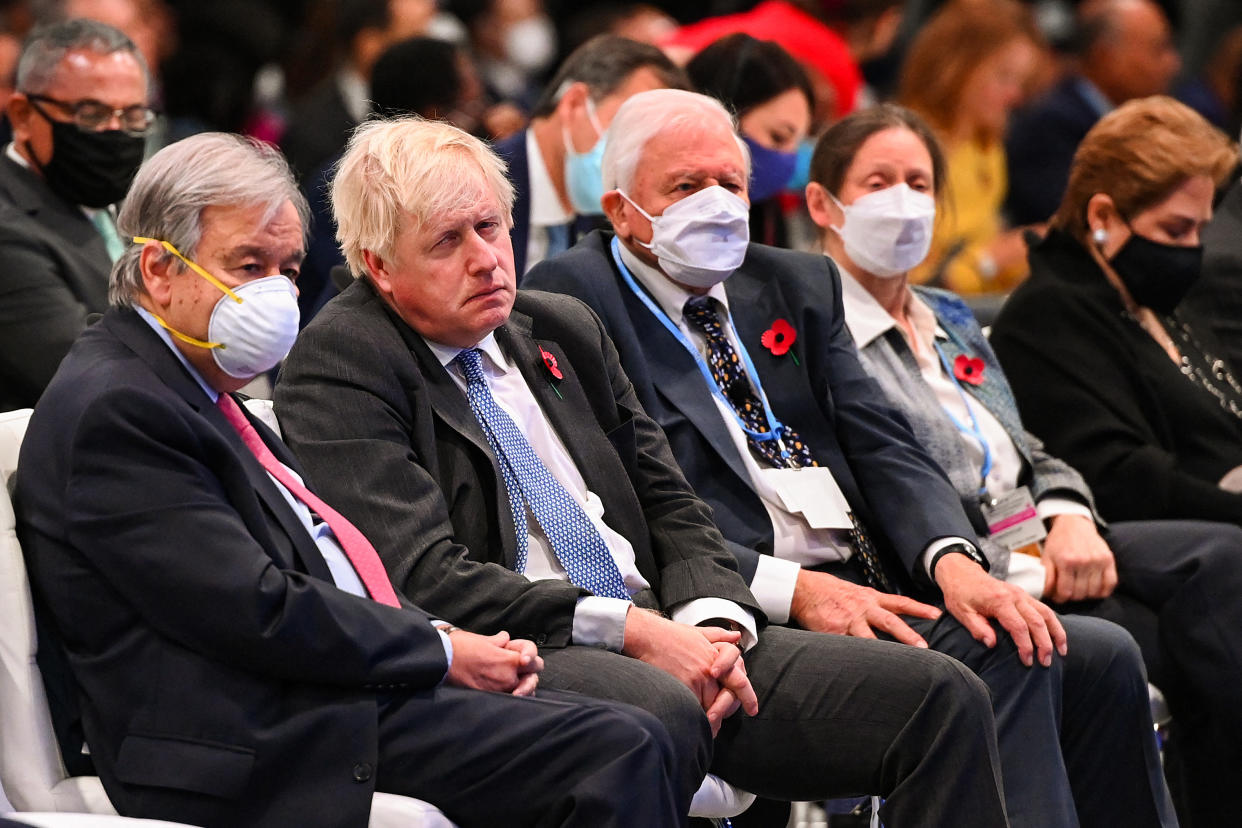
[540,347,563,380]
[539,346,564,398]
[953,354,985,386]
[761,319,799,364]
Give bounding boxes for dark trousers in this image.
[1058,519,1242,827]
[540,625,1010,828]
[375,685,685,827]
[907,611,1174,828]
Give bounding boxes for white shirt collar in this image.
[617,239,731,325]
[423,330,511,374]
[5,141,28,169]
[133,304,219,402]
[526,127,572,227]
[838,262,945,350]
[336,67,370,124]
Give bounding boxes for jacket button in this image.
[353,762,373,782]
[535,634,547,645]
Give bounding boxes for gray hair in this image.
[16,18,148,94]
[110,132,310,307]
[601,88,750,195]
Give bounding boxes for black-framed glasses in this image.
[27,94,156,136]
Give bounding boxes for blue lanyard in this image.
[932,340,992,497]
[609,236,790,453]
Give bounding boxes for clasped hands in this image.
[444,629,543,696]
[622,607,759,736]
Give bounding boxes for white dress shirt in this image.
[523,128,574,274]
[425,330,758,650]
[839,271,1092,591]
[133,306,453,662]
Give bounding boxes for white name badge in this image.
[767,467,853,530]
[981,486,1047,552]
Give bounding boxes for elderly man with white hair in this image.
[15,130,691,828]
[275,114,1014,826]
[524,88,1177,827]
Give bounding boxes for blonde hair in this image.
[898,0,1039,144]
[1051,96,1238,242]
[331,116,515,278]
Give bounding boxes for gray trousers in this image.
[540,625,1010,828]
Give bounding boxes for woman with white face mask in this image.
[808,103,1242,828]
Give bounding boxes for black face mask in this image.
[1108,231,1203,315]
[28,118,145,208]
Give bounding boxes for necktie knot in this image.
[455,348,485,384]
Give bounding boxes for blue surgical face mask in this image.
[743,135,798,202]
[563,97,607,215]
[786,137,816,194]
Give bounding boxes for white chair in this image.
[0,409,454,828]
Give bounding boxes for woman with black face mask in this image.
[990,95,1242,527]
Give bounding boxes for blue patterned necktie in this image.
[682,297,895,593]
[454,348,631,600]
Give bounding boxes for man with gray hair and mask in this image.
[0,18,151,411]
[276,113,1015,827]
[524,87,1176,827]
[15,129,690,828]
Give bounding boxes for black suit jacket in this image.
[15,308,449,827]
[1004,76,1103,226]
[276,280,762,645]
[524,232,978,593]
[1184,177,1242,372]
[0,156,112,410]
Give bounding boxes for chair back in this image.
[0,409,81,812]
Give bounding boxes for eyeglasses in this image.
[27,94,156,136]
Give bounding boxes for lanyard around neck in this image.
[610,236,788,449]
[931,339,993,498]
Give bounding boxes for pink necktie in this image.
[216,393,401,608]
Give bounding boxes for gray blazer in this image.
[850,285,1099,576]
[275,278,762,646]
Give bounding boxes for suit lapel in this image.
[934,327,1028,456]
[393,315,524,567]
[105,310,334,582]
[620,274,754,487]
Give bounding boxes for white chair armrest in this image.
[368,792,457,828]
[689,774,756,819]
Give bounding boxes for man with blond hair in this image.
[275,115,1014,826]
[16,129,687,828]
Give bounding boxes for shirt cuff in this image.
[671,597,759,651]
[572,596,631,651]
[920,536,977,580]
[1036,497,1094,523]
[748,554,802,625]
[429,619,453,670]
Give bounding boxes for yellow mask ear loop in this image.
[133,236,241,350]
[133,237,243,304]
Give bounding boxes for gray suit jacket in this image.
[0,155,112,410]
[275,279,762,646]
[850,285,1098,574]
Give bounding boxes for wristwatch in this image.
[928,542,989,581]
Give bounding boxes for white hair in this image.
[111,133,309,307]
[601,88,751,193]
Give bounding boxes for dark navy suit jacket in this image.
[524,231,977,593]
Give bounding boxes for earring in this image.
[1092,227,1108,246]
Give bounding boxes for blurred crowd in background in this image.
[0,0,1238,307]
